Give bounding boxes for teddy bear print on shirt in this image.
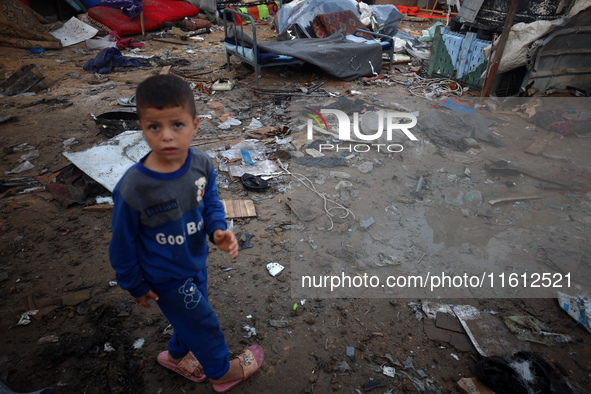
[194,177,206,203]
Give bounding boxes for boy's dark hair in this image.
[135,74,196,118]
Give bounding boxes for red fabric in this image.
[312,10,370,39]
[89,0,199,36]
[19,0,30,6]
[395,5,449,19]
[109,30,145,50]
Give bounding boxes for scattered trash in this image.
[266,262,284,277]
[457,377,495,394]
[417,109,503,151]
[63,130,149,192]
[504,315,573,345]
[163,324,174,336]
[243,325,257,338]
[330,171,351,179]
[362,380,386,391]
[382,366,396,377]
[83,48,150,74]
[488,196,542,206]
[346,346,355,357]
[218,117,241,129]
[240,173,269,192]
[236,232,254,250]
[63,137,78,147]
[50,16,98,47]
[339,361,352,373]
[438,97,476,113]
[132,338,145,349]
[305,148,324,158]
[246,118,264,129]
[92,111,139,138]
[411,176,424,198]
[357,162,373,173]
[308,238,318,250]
[557,291,591,333]
[108,281,118,287]
[453,305,530,357]
[0,381,53,394]
[360,217,375,229]
[17,310,38,326]
[104,342,115,352]
[0,64,46,97]
[116,95,136,107]
[0,114,16,124]
[269,319,289,328]
[5,161,34,175]
[451,353,459,361]
[212,79,236,91]
[37,335,59,344]
[474,352,572,394]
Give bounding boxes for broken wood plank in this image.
[524,140,548,155]
[82,204,113,212]
[222,199,256,218]
[524,133,553,155]
[457,377,496,394]
[160,65,172,75]
[488,196,543,206]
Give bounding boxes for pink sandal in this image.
[157,351,207,383]
[212,345,264,393]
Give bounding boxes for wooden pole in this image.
[481,0,521,96]
[140,10,145,36]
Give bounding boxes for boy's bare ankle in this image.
[168,353,183,364]
[210,359,243,384]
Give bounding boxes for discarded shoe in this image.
[157,350,207,383]
[212,345,264,393]
[240,173,269,192]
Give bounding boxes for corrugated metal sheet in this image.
[528,8,591,92]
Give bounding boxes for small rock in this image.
[461,208,470,217]
[463,138,481,149]
[346,346,355,357]
[357,162,373,173]
[330,171,351,179]
[269,319,289,328]
[305,317,316,325]
[338,361,351,373]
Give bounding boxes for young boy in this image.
[109,74,263,393]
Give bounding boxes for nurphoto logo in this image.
[304,108,418,153]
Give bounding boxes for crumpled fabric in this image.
[83,47,149,74]
[109,30,144,50]
[100,0,143,20]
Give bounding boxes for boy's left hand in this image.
[213,229,238,259]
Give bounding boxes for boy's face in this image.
[138,105,199,171]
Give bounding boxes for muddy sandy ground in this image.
[1,20,591,394]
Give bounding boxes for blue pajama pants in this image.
[153,270,230,380]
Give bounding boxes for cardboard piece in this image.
[453,305,530,357]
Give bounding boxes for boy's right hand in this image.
[135,290,159,308]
